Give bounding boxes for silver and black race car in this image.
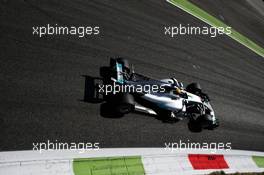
[99,58,219,131]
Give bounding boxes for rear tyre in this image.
[114,93,135,115]
[101,93,135,118]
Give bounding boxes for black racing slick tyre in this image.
[188,114,214,132]
[186,83,202,94]
[188,119,202,132]
[114,93,135,114]
[100,93,135,118]
[156,109,179,123]
[197,114,215,129]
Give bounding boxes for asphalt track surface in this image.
[0,0,264,151]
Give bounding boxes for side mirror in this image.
[179,82,184,88]
[131,64,135,73]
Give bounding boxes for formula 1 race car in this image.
[99,58,219,131]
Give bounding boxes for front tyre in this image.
[188,114,217,132]
[186,83,202,94]
[157,110,179,123]
[188,118,202,132]
[197,114,214,129]
[186,82,210,102]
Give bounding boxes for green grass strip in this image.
[73,156,145,175]
[167,0,264,58]
[252,156,264,168]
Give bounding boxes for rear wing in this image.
[110,58,124,84]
